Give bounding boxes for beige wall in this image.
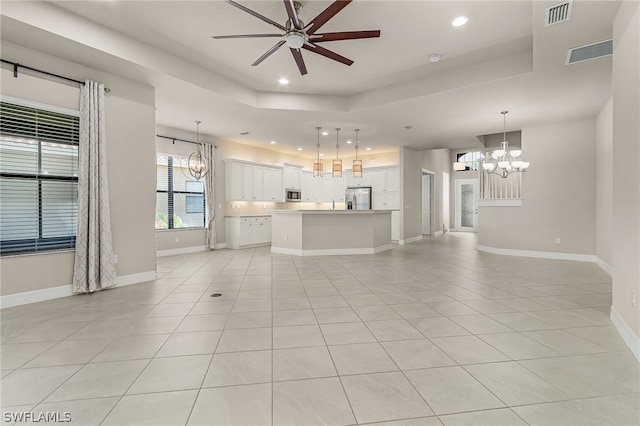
[0,42,157,296]
[596,97,613,267]
[399,147,451,242]
[478,118,596,254]
[612,1,640,338]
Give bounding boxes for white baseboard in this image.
[399,235,423,245]
[435,231,444,237]
[215,243,227,249]
[476,245,597,263]
[1,270,157,309]
[271,244,392,256]
[157,245,208,257]
[610,306,640,362]
[0,285,72,309]
[115,270,157,287]
[595,257,613,277]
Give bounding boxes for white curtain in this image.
[204,144,216,249]
[73,80,117,294]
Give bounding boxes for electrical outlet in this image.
[113,254,118,264]
[284,234,288,240]
[633,291,637,308]
[555,237,561,244]
[174,236,179,243]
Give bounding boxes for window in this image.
[0,100,79,255]
[455,151,484,171]
[155,154,206,229]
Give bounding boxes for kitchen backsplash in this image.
[224,201,346,216]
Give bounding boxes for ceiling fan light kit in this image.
[213,0,381,76]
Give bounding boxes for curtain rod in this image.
[157,134,217,148]
[1,58,111,93]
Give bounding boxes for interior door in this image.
[422,174,432,235]
[455,179,478,232]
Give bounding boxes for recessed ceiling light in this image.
[278,78,289,85]
[240,131,250,135]
[270,140,276,145]
[297,147,303,151]
[321,131,329,136]
[428,54,441,63]
[346,140,352,144]
[404,125,414,130]
[320,153,324,157]
[451,16,468,27]
[366,147,371,151]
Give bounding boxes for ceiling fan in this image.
[212,0,381,75]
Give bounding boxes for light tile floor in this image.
[1,233,638,425]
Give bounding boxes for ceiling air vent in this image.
[545,1,573,26]
[566,39,613,65]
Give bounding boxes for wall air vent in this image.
[545,1,573,26]
[566,39,613,65]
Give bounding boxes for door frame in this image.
[422,169,434,236]
[455,178,478,232]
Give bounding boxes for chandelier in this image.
[313,126,323,177]
[187,120,208,180]
[482,111,530,178]
[353,129,362,178]
[333,127,342,178]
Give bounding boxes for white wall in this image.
[0,42,157,296]
[596,97,613,269]
[611,1,640,347]
[478,118,596,255]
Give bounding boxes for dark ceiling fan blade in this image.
[283,0,301,29]
[306,0,352,35]
[309,30,381,42]
[290,48,308,75]
[252,40,286,66]
[213,34,283,39]
[302,43,354,66]
[226,0,287,32]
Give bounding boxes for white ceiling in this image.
[0,0,620,157]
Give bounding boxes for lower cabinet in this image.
[226,216,271,249]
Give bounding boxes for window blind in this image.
[155,154,206,230]
[0,101,79,255]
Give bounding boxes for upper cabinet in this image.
[225,159,284,202]
[283,164,303,189]
[370,167,399,192]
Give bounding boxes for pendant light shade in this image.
[313,126,323,177]
[353,128,362,178]
[188,121,208,181]
[333,127,342,178]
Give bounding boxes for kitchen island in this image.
[270,210,392,256]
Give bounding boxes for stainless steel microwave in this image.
[286,188,301,202]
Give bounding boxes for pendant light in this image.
[333,127,342,177]
[352,128,362,178]
[313,126,323,177]
[187,120,208,180]
[482,111,530,178]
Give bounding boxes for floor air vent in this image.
[566,39,613,65]
[545,1,573,26]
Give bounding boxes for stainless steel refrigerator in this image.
[345,186,372,210]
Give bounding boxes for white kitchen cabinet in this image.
[263,167,284,202]
[283,164,303,189]
[226,216,272,249]
[242,164,254,200]
[225,159,284,202]
[346,168,372,187]
[225,161,243,201]
[301,172,314,201]
[391,211,400,241]
[386,168,400,191]
[333,174,346,202]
